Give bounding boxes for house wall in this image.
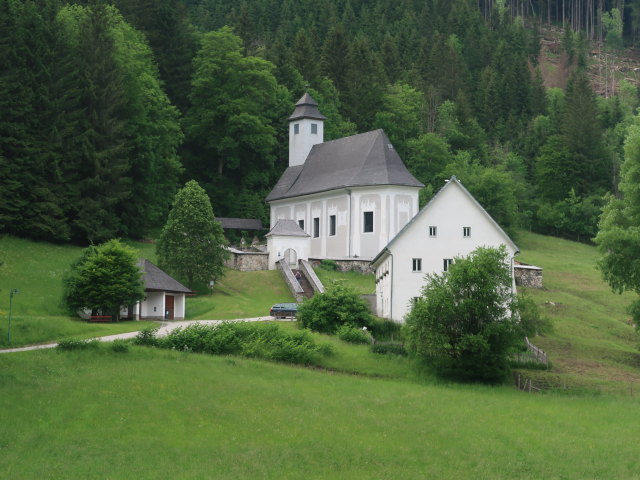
[270,185,419,260]
[136,291,186,321]
[374,182,518,322]
[267,235,310,270]
[139,291,165,320]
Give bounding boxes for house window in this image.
[412,258,422,272]
[429,226,437,237]
[298,219,304,231]
[443,258,453,272]
[329,215,336,236]
[311,123,318,134]
[294,123,299,134]
[313,217,320,238]
[463,226,471,237]
[363,211,374,233]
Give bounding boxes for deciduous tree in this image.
[405,245,518,382]
[62,240,144,321]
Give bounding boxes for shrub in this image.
[57,339,100,351]
[297,281,374,333]
[141,321,333,366]
[319,259,339,271]
[110,340,130,353]
[515,293,552,337]
[134,327,161,347]
[405,246,519,382]
[370,343,407,356]
[369,317,403,342]
[336,324,371,344]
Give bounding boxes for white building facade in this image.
[266,93,423,268]
[372,177,519,322]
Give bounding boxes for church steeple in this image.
[288,93,325,167]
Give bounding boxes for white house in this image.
[371,176,519,322]
[133,259,191,321]
[265,93,423,268]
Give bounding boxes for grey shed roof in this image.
[266,129,424,202]
[287,92,327,121]
[265,219,310,237]
[137,259,191,293]
[215,217,263,230]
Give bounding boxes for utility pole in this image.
[7,289,20,345]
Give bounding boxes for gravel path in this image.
[0,316,290,354]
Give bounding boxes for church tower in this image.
[288,93,326,167]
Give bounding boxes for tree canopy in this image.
[156,180,229,289]
[405,245,518,382]
[62,239,144,321]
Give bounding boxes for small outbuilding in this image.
[133,259,191,321]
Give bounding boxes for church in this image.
[265,93,423,269]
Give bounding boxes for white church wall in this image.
[269,185,419,260]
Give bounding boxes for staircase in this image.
[292,269,314,298]
[276,258,325,302]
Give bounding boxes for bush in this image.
[370,342,407,356]
[369,317,403,342]
[297,281,374,334]
[405,246,519,383]
[134,327,161,347]
[110,340,130,353]
[136,321,333,366]
[57,339,100,351]
[319,259,339,271]
[515,294,552,337]
[336,324,371,344]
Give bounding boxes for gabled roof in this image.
[137,259,191,294]
[266,129,424,202]
[215,217,263,230]
[288,92,327,121]
[371,176,519,266]
[265,219,310,237]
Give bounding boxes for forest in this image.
[1,0,639,244]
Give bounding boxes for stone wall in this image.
[309,258,374,274]
[514,265,543,289]
[225,250,269,271]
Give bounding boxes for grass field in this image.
[313,265,375,294]
[1,346,639,479]
[516,231,640,394]
[3,231,640,477]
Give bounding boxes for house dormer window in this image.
[429,226,437,237]
[463,226,471,237]
[294,123,299,134]
[311,123,317,134]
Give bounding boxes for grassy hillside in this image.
[516,231,639,394]
[1,346,639,479]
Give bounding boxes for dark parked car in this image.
[269,302,299,319]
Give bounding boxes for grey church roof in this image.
[137,259,191,293]
[266,129,424,202]
[265,219,310,237]
[215,217,263,230]
[287,92,327,121]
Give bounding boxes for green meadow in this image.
[2,231,640,477]
[1,346,639,479]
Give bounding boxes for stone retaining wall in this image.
[225,250,269,271]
